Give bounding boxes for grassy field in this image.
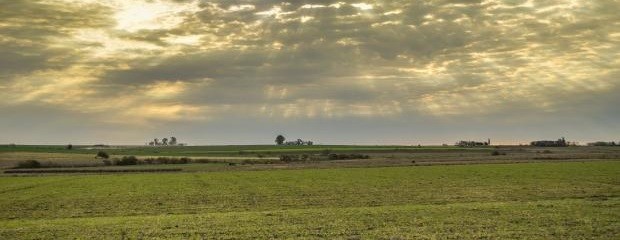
[2,145,619,170]
[0,161,618,239]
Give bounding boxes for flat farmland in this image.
[2,145,619,170]
[0,161,618,239]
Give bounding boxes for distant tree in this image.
[66,144,73,150]
[275,135,285,145]
[162,138,168,146]
[169,137,177,146]
[154,138,160,146]
[148,141,155,146]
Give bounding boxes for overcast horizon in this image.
[1,0,619,145]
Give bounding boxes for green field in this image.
[0,161,618,239]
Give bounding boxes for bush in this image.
[117,156,138,165]
[193,159,216,164]
[96,151,109,159]
[142,158,154,164]
[328,153,370,160]
[491,151,506,156]
[102,159,112,166]
[140,157,192,165]
[15,160,41,169]
[179,157,191,164]
[242,159,259,165]
[280,155,298,163]
[66,144,73,150]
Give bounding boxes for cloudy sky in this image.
[1,0,619,145]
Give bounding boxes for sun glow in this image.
[113,1,198,32]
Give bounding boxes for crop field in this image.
[0,158,619,239]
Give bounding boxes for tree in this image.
[66,144,73,150]
[154,138,160,146]
[275,135,285,145]
[162,138,168,146]
[169,137,177,146]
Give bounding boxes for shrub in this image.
[280,155,292,162]
[491,151,506,156]
[194,159,216,164]
[351,153,370,159]
[328,153,370,160]
[117,156,138,165]
[15,160,41,169]
[102,159,112,166]
[96,151,109,159]
[179,157,191,164]
[242,159,259,165]
[156,157,171,164]
[66,144,73,150]
[280,155,299,163]
[141,157,192,165]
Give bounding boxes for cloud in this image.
[1,0,619,143]
[0,0,114,76]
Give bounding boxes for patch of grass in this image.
[0,198,617,239]
[0,161,617,239]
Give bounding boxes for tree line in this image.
[148,136,182,146]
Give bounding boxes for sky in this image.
[1,0,619,145]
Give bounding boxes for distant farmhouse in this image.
[284,139,314,146]
[531,137,567,147]
[456,139,491,147]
